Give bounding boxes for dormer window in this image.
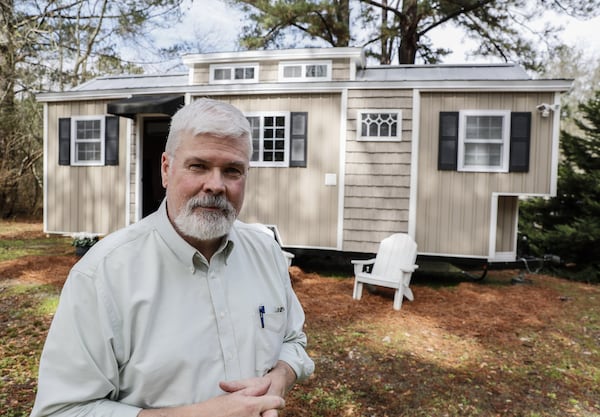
[209,63,259,84]
[279,60,332,82]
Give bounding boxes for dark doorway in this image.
[142,118,170,217]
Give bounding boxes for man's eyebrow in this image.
[184,157,247,169]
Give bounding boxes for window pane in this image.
[76,142,101,161]
[306,64,327,78]
[360,112,398,138]
[466,115,503,140]
[464,143,502,167]
[283,66,301,78]
[214,68,231,80]
[76,120,101,140]
[234,68,244,79]
[247,117,260,161]
[234,67,255,80]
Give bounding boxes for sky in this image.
[148,0,600,67]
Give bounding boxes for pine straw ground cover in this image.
[1,220,600,417]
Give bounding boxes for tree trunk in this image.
[398,0,418,64]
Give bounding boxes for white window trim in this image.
[246,111,290,168]
[457,110,511,173]
[209,63,259,84]
[278,60,332,82]
[71,115,105,166]
[356,109,402,142]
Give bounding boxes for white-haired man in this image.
[31,99,314,417]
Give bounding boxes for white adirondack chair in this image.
[351,233,418,310]
[246,222,295,267]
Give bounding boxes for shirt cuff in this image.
[278,343,315,382]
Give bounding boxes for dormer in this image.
[182,47,365,85]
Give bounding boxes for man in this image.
[31,99,315,417]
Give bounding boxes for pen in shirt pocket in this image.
[259,305,265,328]
[258,305,286,328]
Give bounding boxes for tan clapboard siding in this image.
[259,61,278,82]
[332,58,351,80]
[46,101,127,235]
[416,92,555,258]
[343,88,413,253]
[191,66,209,84]
[217,93,341,248]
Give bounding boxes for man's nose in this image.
[202,168,226,193]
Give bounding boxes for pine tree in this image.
[519,92,600,282]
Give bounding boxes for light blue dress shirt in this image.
[31,201,314,417]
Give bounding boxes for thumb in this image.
[261,396,285,415]
[219,378,271,396]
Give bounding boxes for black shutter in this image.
[289,112,307,167]
[105,116,119,165]
[509,112,531,172]
[58,118,71,165]
[438,112,459,170]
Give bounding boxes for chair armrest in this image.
[351,258,376,275]
[351,258,376,266]
[399,264,419,273]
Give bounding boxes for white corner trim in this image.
[408,90,421,240]
[337,88,349,251]
[550,92,562,197]
[42,103,49,234]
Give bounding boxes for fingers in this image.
[261,396,285,416]
[219,377,271,396]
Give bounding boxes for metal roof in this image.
[72,72,188,92]
[357,63,531,82]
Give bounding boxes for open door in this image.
[492,195,519,262]
[142,118,170,217]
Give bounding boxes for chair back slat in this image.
[372,234,417,280]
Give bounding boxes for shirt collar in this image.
[153,199,236,268]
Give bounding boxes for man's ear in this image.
[160,153,170,189]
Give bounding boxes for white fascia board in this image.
[36,78,573,103]
[36,86,191,102]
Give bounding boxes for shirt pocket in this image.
[255,308,286,376]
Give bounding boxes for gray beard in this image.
[173,194,237,241]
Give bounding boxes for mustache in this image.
[187,195,233,212]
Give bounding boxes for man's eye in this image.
[224,168,244,179]
[189,164,208,171]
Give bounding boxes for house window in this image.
[438,111,531,173]
[59,116,119,166]
[209,63,259,84]
[71,116,105,165]
[357,110,402,141]
[279,60,332,82]
[247,113,289,167]
[245,112,308,168]
[458,110,510,172]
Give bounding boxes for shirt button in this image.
[220,311,226,318]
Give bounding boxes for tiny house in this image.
[38,47,572,263]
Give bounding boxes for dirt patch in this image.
[0,255,77,287]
